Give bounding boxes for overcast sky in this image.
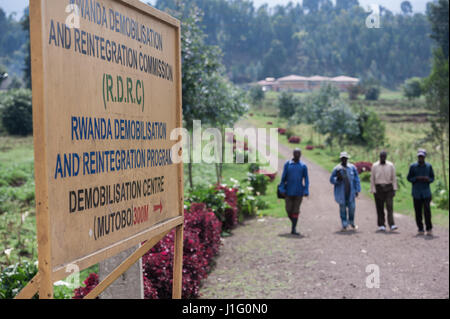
[0,0,431,19]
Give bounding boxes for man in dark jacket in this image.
[279,149,309,236]
[407,149,435,236]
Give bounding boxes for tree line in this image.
[154,0,434,88]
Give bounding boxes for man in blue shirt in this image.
[407,149,435,236]
[279,149,309,236]
[330,152,361,232]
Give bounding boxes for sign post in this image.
[17,0,183,299]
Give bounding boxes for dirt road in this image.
[200,122,449,299]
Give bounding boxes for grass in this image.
[248,90,449,226]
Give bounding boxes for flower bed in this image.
[278,128,287,135]
[306,145,315,151]
[354,162,373,174]
[73,203,222,300]
[72,181,265,300]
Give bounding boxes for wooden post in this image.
[99,245,144,299]
[172,224,184,299]
[30,0,53,299]
[172,16,184,300]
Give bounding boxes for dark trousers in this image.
[413,198,433,232]
[374,185,395,227]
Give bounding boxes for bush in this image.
[365,87,380,101]
[278,92,298,119]
[435,190,449,210]
[72,273,100,299]
[0,89,33,136]
[352,108,386,148]
[142,203,222,299]
[74,203,223,300]
[278,128,287,135]
[186,185,239,231]
[403,77,423,100]
[246,172,269,195]
[0,261,38,299]
[360,171,371,182]
[354,162,373,174]
[288,136,301,144]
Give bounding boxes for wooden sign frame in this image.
[16,0,184,299]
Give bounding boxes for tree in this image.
[248,85,265,107]
[278,92,298,119]
[315,100,360,148]
[427,0,449,59]
[166,4,246,188]
[21,8,31,89]
[355,108,386,148]
[400,1,413,15]
[403,77,423,100]
[423,49,449,191]
[422,0,449,191]
[336,0,359,11]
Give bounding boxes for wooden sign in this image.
[19,0,184,299]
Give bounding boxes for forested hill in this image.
[155,0,433,88]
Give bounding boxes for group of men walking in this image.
[279,148,436,237]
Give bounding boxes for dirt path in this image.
[200,121,449,299]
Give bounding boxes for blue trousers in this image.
[339,199,356,228]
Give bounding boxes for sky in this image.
[0,0,430,19]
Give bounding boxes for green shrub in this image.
[248,163,260,173]
[403,77,423,100]
[237,187,257,218]
[360,171,371,182]
[435,190,449,210]
[0,261,38,299]
[246,172,269,195]
[365,87,380,101]
[0,89,33,136]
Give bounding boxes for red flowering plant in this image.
[289,136,301,144]
[72,273,100,299]
[73,203,222,300]
[306,145,315,151]
[278,128,287,135]
[354,162,373,174]
[142,204,222,299]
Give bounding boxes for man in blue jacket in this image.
[330,152,361,232]
[407,149,435,236]
[279,148,309,236]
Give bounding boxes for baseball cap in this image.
[417,149,427,157]
[340,152,350,159]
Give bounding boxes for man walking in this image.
[407,149,435,236]
[371,151,399,232]
[330,152,361,232]
[279,149,309,236]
